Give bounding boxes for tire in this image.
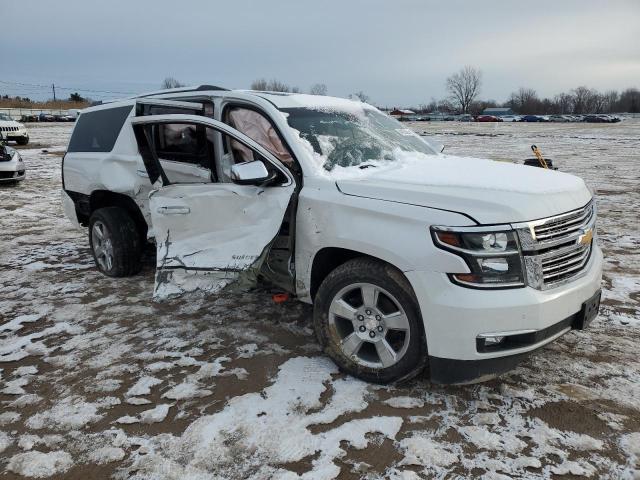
[16,136,29,146]
[89,207,142,277]
[314,258,427,384]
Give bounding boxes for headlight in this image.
[431,227,525,289]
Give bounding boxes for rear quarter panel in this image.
[63,116,153,228]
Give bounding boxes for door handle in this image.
[157,206,190,215]
[137,169,149,178]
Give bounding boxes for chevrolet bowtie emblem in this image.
[579,228,593,245]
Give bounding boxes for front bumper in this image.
[405,243,603,383]
[0,157,26,182]
[4,128,29,141]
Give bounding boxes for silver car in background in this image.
[0,132,26,183]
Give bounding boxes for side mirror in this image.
[231,160,271,185]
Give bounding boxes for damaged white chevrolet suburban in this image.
[62,85,602,384]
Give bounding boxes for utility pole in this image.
[52,83,56,101]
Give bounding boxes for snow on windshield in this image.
[281,105,437,173]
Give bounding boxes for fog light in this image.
[484,336,505,345]
[478,257,509,273]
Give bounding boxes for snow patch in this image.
[126,376,162,397]
[26,396,116,431]
[384,396,425,409]
[88,446,126,464]
[123,356,402,480]
[0,431,12,453]
[7,450,73,478]
[398,433,458,467]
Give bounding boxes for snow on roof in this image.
[248,91,372,112]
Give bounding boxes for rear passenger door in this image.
[132,114,295,299]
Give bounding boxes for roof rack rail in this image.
[137,84,229,98]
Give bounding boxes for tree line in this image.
[246,70,640,115]
[411,66,640,115]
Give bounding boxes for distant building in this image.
[389,108,415,117]
[481,107,514,116]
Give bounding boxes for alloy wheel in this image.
[328,282,411,369]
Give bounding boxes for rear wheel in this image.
[89,207,142,277]
[314,258,427,384]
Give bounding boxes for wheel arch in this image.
[309,247,418,303]
[88,190,148,240]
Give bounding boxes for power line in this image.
[0,79,137,96]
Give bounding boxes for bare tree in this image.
[602,90,619,113]
[161,77,185,89]
[309,83,328,96]
[446,66,482,113]
[268,79,291,92]
[250,78,269,90]
[554,92,574,114]
[350,91,370,103]
[250,78,300,92]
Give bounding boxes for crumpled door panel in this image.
[150,182,294,299]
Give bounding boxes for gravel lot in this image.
[0,120,638,479]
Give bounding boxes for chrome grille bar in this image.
[514,200,595,290]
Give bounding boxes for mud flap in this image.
[150,182,294,299]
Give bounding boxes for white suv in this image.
[62,86,602,384]
[0,113,29,145]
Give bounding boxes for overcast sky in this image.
[2,0,639,106]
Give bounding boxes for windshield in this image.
[0,114,12,121]
[281,106,436,170]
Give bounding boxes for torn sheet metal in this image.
[150,182,294,299]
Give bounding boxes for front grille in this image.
[0,126,19,132]
[540,241,592,285]
[515,200,596,290]
[533,202,594,244]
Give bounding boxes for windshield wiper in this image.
[358,163,377,169]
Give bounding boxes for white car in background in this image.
[500,115,521,122]
[0,133,26,183]
[0,113,29,145]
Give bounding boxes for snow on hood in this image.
[333,152,592,224]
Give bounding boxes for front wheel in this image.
[314,258,427,384]
[16,136,29,146]
[89,207,142,277]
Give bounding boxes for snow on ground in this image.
[0,121,639,479]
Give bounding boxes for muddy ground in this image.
[0,120,638,479]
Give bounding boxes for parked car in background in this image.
[601,115,621,123]
[0,113,29,145]
[500,115,521,122]
[549,115,567,122]
[476,115,502,122]
[0,132,26,182]
[521,115,547,122]
[456,114,473,122]
[19,114,39,123]
[62,87,602,384]
[38,113,55,122]
[54,114,76,122]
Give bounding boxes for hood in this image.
[334,154,592,224]
[0,120,20,127]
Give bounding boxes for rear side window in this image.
[67,105,133,152]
